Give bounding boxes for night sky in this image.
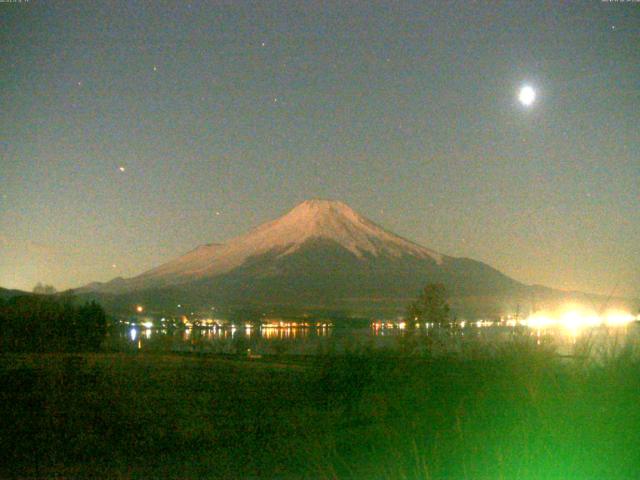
[2,1,638,297]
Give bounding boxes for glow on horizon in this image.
[521,305,637,333]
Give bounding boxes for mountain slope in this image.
[80,199,623,317]
[89,199,446,293]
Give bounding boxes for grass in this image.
[1,333,640,479]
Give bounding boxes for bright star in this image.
[118,166,126,172]
[518,85,536,107]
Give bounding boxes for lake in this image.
[114,320,640,358]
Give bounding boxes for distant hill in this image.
[0,287,30,301]
[77,199,636,318]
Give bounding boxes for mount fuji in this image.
[79,200,609,317]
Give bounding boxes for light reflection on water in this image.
[121,322,639,356]
[122,324,337,353]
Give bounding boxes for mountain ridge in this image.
[77,200,635,317]
[87,199,445,294]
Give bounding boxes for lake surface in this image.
[114,321,640,357]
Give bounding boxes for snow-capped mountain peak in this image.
[91,199,443,291]
[247,199,442,261]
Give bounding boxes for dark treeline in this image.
[0,294,106,352]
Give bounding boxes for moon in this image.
[518,85,536,107]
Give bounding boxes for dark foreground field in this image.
[1,340,640,479]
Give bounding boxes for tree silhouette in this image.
[407,283,451,326]
[33,283,57,295]
[0,295,107,352]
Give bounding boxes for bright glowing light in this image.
[518,85,536,106]
[521,305,636,334]
[136,305,144,313]
[604,311,636,327]
[118,166,126,172]
[142,321,153,328]
[129,328,138,341]
[523,313,555,330]
[560,311,583,332]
